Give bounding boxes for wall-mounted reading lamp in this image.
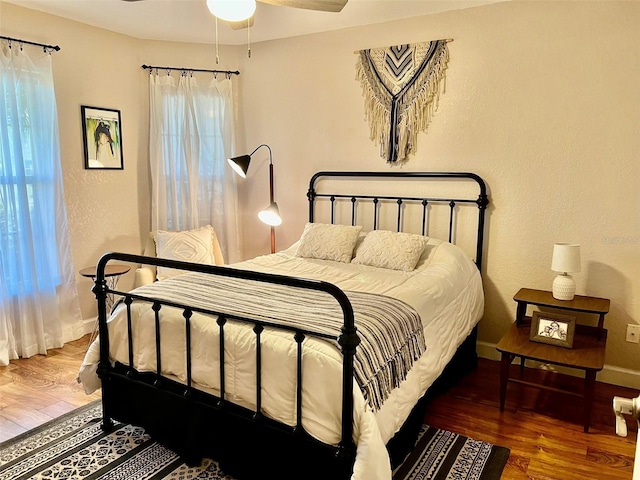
[227,144,282,254]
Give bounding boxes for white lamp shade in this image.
[258,203,282,226]
[206,0,256,22]
[551,243,581,273]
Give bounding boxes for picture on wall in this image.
[81,106,123,169]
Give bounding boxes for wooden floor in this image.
[0,337,637,479]
[424,359,638,479]
[0,335,101,442]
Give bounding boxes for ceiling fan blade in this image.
[258,0,348,13]
[229,17,255,30]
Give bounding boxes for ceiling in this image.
[3,0,505,45]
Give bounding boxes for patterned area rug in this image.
[393,425,510,480]
[0,400,509,480]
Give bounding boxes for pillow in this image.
[154,225,216,280]
[295,223,362,263]
[351,230,428,272]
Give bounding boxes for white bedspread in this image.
[79,238,484,480]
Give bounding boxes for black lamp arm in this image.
[248,144,275,204]
[248,143,277,254]
[249,144,273,165]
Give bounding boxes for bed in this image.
[79,171,489,480]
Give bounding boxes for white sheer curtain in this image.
[149,72,240,263]
[0,43,83,366]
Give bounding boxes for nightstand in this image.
[496,288,610,432]
[80,264,131,342]
[80,264,131,311]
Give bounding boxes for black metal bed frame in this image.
[93,171,488,480]
[308,171,488,269]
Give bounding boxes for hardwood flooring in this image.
[0,335,100,442]
[0,338,637,479]
[424,359,638,479]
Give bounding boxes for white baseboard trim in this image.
[82,317,98,336]
[477,341,640,391]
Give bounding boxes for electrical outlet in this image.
[626,324,640,343]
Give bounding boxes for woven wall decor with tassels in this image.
[355,39,450,164]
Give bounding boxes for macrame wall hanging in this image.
[355,39,450,164]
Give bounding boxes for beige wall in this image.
[2,1,639,387]
[238,0,640,385]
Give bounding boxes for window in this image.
[0,52,61,296]
[0,43,81,364]
[149,73,238,254]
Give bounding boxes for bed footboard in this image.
[94,252,360,479]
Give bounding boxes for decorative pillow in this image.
[295,223,362,263]
[351,230,428,272]
[154,225,216,280]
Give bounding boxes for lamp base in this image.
[553,273,576,300]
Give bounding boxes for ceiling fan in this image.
[247,0,347,13]
[218,0,348,29]
[122,0,347,33]
[122,0,348,17]
[121,0,347,59]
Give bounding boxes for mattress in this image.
[79,237,484,480]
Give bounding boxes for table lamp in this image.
[551,243,581,300]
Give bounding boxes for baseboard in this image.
[477,340,640,390]
[82,317,98,336]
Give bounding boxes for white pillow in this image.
[351,230,428,272]
[295,223,362,263]
[154,225,216,280]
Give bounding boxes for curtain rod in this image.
[141,64,239,76]
[0,35,60,52]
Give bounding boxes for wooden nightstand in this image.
[496,288,610,432]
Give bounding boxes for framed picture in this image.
[530,311,576,348]
[81,106,123,170]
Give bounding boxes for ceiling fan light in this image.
[206,0,256,22]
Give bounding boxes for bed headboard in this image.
[307,171,489,271]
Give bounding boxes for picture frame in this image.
[81,106,123,170]
[530,311,576,348]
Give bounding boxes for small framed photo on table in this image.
[530,311,576,348]
[81,105,124,170]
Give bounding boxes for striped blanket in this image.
[131,272,426,411]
